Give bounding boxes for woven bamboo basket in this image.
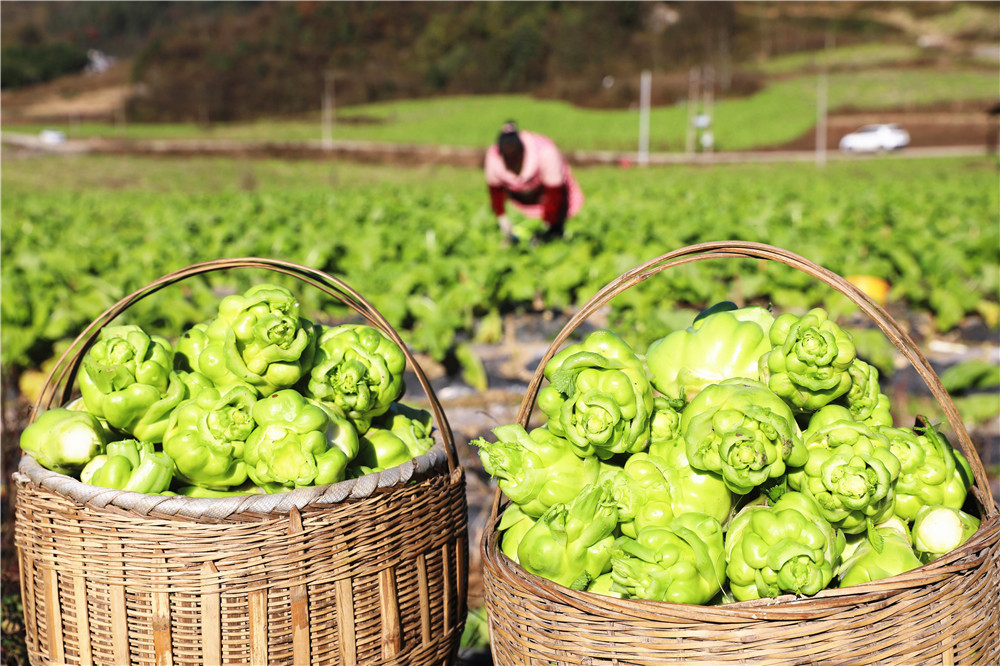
[13,258,469,666]
[481,241,1000,665]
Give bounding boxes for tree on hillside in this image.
[4,1,985,122]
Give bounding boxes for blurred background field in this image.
[3,1,998,152]
[2,1,998,661]
[4,65,998,151]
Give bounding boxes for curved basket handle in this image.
[30,257,459,473]
[506,240,996,518]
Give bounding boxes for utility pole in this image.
[686,67,700,155]
[815,28,834,168]
[638,69,651,166]
[322,71,335,150]
[816,72,828,168]
[701,65,715,153]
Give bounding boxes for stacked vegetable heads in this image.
[473,302,978,603]
[19,283,435,497]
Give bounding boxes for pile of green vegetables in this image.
[19,283,435,497]
[474,302,981,604]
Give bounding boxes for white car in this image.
[839,124,910,153]
[39,129,67,145]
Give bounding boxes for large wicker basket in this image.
[13,258,469,666]
[481,241,1000,665]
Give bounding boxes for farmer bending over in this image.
[484,121,584,243]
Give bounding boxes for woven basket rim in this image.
[482,504,1000,621]
[15,440,454,520]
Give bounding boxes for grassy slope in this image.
[7,67,997,152]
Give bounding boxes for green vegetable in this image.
[646,398,734,526]
[536,329,653,459]
[516,482,619,590]
[79,439,174,494]
[911,505,980,563]
[305,323,406,434]
[607,453,679,539]
[837,359,893,428]
[647,395,685,449]
[221,284,317,394]
[179,284,317,396]
[837,520,922,587]
[175,322,254,394]
[760,308,856,413]
[724,491,845,601]
[19,407,108,474]
[610,452,733,537]
[789,405,901,534]
[878,421,972,522]
[243,389,352,493]
[176,369,216,398]
[161,385,257,489]
[352,424,413,473]
[498,504,536,564]
[472,424,606,518]
[78,324,186,442]
[174,482,266,497]
[610,512,726,604]
[680,378,807,495]
[310,399,362,462]
[645,303,775,401]
[371,402,434,458]
[840,515,910,563]
[586,572,624,598]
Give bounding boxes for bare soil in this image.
[0,61,133,122]
[772,105,998,152]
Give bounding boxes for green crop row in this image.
[2,155,997,379]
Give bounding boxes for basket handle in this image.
[30,257,459,473]
[508,240,996,519]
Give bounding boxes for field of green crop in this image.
[3,153,997,383]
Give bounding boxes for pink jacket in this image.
[484,130,584,221]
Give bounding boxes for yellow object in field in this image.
[845,275,890,306]
[18,368,48,405]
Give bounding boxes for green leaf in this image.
[761,476,788,504]
[867,518,885,555]
[549,368,581,397]
[845,327,898,379]
[455,342,488,393]
[940,360,1000,394]
[951,393,1000,425]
